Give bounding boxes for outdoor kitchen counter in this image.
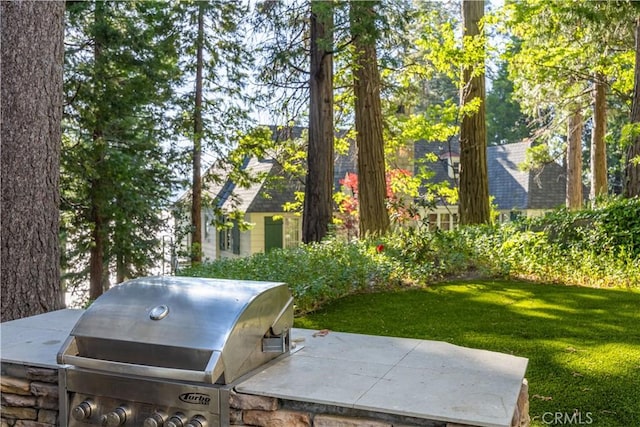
[1,309,528,427]
[237,328,528,427]
[0,309,84,368]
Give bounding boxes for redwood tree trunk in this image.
[351,0,390,237]
[1,0,65,321]
[303,1,334,244]
[625,17,640,198]
[567,109,584,210]
[459,0,490,225]
[191,3,204,264]
[590,75,608,201]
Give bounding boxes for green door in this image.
[264,216,283,252]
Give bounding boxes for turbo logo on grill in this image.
[178,393,211,405]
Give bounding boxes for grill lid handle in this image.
[149,304,170,321]
[269,297,294,336]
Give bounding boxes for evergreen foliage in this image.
[486,59,531,145]
[62,1,181,298]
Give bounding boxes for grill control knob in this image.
[185,415,207,427]
[101,406,129,427]
[165,413,188,427]
[144,411,167,427]
[72,400,95,420]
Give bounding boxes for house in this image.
[216,157,303,259]
[415,139,567,230]
[174,133,568,264]
[173,156,303,265]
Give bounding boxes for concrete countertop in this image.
[0,309,84,368]
[237,329,527,427]
[0,309,527,427]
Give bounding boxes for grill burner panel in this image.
[63,370,225,427]
[57,277,294,427]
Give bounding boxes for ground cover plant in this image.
[295,279,640,427]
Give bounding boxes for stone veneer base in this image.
[1,361,529,427]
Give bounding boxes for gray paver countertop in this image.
[0,309,528,427]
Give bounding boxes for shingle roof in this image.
[196,130,568,215]
[415,139,567,211]
[216,157,301,213]
[487,141,566,210]
[413,139,460,190]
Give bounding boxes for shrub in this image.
[180,198,640,313]
[180,238,406,314]
[457,198,640,288]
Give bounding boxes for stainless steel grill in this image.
[57,276,294,427]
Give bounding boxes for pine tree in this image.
[173,1,255,263]
[63,1,180,300]
[1,0,65,320]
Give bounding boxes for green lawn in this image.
[294,279,640,426]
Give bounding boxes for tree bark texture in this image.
[459,0,490,225]
[625,17,640,198]
[351,1,390,237]
[1,0,65,320]
[567,109,584,210]
[303,1,334,244]
[590,75,607,201]
[191,2,205,264]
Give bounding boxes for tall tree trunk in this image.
[567,108,584,210]
[625,17,640,198]
[89,1,108,300]
[1,0,65,321]
[191,3,204,264]
[590,75,608,202]
[303,1,334,244]
[459,0,490,225]
[350,0,390,237]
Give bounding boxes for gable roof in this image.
[415,139,567,211]
[487,141,566,210]
[184,127,568,215]
[217,157,302,214]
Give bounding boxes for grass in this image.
[294,279,640,427]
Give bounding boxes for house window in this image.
[441,213,450,230]
[218,227,230,251]
[231,221,240,255]
[428,213,438,231]
[204,214,211,240]
[509,211,523,222]
[218,217,241,254]
[284,217,300,249]
[218,216,230,251]
[452,213,459,229]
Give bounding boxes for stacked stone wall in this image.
[0,362,529,427]
[229,379,530,427]
[1,363,59,427]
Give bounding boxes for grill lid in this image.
[58,276,294,384]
